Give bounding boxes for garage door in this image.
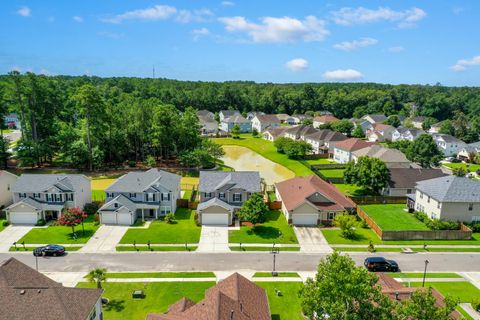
[10,212,37,225]
[292,214,318,226]
[117,213,133,225]
[202,213,229,226]
[101,212,117,224]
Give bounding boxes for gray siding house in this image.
[5,174,91,225]
[98,169,181,225]
[197,171,261,225]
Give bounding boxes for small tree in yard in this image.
[87,268,107,289]
[334,213,358,239]
[252,128,259,137]
[452,166,468,177]
[237,193,268,225]
[145,155,156,168]
[58,207,87,236]
[231,124,241,138]
[352,126,365,138]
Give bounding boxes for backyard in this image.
[318,169,345,179]
[360,204,429,231]
[333,183,376,197]
[410,281,480,304]
[91,178,116,202]
[229,210,298,244]
[119,208,201,244]
[17,215,99,244]
[443,162,480,173]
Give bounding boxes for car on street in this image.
[364,257,399,272]
[33,245,66,257]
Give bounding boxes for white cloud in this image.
[17,6,31,17]
[452,7,464,15]
[322,69,363,81]
[176,8,214,23]
[98,31,124,39]
[218,15,329,43]
[192,27,210,41]
[388,46,405,53]
[285,58,309,71]
[333,37,377,51]
[102,5,177,23]
[221,1,235,7]
[450,55,480,72]
[331,7,426,28]
[73,16,83,23]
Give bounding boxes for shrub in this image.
[466,223,480,232]
[84,202,100,216]
[412,211,460,230]
[252,128,259,137]
[164,213,176,224]
[2,220,9,227]
[334,213,358,239]
[472,298,480,312]
[127,160,136,168]
[35,219,46,226]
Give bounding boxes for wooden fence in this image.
[350,196,407,205]
[268,201,282,210]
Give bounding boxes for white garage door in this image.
[292,214,318,226]
[101,212,117,224]
[10,212,37,225]
[117,213,133,225]
[202,213,229,226]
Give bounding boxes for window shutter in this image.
[167,193,171,201]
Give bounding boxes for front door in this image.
[149,209,155,218]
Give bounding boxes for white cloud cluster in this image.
[451,55,480,72]
[221,1,235,7]
[218,15,329,43]
[331,7,426,28]
[176,9,214,23]
[333,37,377,51]
[17,6,31,17]
[322,69,363,81]
[102,5,177,23]
[285,58,309,71]
[73,16,83,23]
[192,27,210,41]
[388,46,405,53]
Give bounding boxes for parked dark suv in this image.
[364,257,399,272]
[33,245,65,257]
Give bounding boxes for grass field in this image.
[393,272,462,279]
[253,272,300,277]
[360,204,429,231]
[105,272,215,278]
[119,209,200,244]
[318,169,345,179]
[0,220,7,233]
[333,183,376,197]
[214,135,314,176]
[116,246,197,252]
[303,158,334,165]
[229,210,298,244]
[410,282,480,303]
[333,247,403,252]
[92,189,106,201]
[180,176,199,185]
[257,282,304,320]
[444,162,480,172]
[182,189,192,200]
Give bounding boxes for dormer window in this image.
[219,192,225,200]
[114,203,118,208]
[205,192,212,198]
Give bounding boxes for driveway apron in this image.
[294,226,332,253]
[197,226,230,253]
[0,226,33,252]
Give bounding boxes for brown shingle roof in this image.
[147,273,270,320]
[313,115,339,123]
[335,138,375,152]
[275,176,356,212]
[264,127,289,139]
[388,168,447,189]
[0,258,102,320]
[255,114,281,123]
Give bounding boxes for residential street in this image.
[2,252,479,273]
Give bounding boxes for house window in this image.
[205,192,212,198]
[146,193,155,202]
[472,216,480,222]
[129,193,136,198]
[328,212,336,220]
[468,203,474,211]
[419,192,423,199]
[406,189,412,194]
[427,196,430,203]
[161,192,170,201]
[160,206,171,214]
[437,202,441,209]
[233,193,242,202]
[114,203,118,208]
[7,184,10,191]
[19,193,26,199]
[219,192,225,200]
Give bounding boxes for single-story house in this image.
[146,273,270,320]
[381,168,446,197]
[407,176,480,222]
[251,114,281,132]
[352,144,412,168]
[313,115,339,128]
[220,114,252,133]
[275,176,356,225]
[0,170,17,209]
[333,138,375,164]
[262,127,289,142]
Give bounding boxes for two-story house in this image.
[220,114,252,133]
[432,133,467,157]
[283,125,318,141]
[198,115,218,136]
[333,138,375,164]
[366,123,396,142]
[5,174,91,225]
[98,168,181,225]
[219,110,240,122]
[391,127,425,142]
[457,141,480,161]
[352,145,412,168]
[262,127,288,142]
[197,171,261,225]
[246,111,265,121]
[251,114,280,133]
[362,114,387,124]
[407,176,480,223]
[304,130,347,154]
[0,170,18,209]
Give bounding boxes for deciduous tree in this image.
[237,193,268,225]
[344,157,390,194]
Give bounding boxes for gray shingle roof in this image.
[388,168,446,189]
[106,168,181,193]
[353,145,410,163]
[199,171,261,193]
[197,197,235,212]
[13,174,89,193]
[363,114,387,123]
[99,194,138,212]
[433,133,465,144]
[223,114,250,123]
[416,176,480,202]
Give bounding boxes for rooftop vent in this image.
[20,290,25,295]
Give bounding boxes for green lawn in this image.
[105,272,215,278]
[333,183,376,197]
[444,162,480,173]
[394,272,462,279]
[303,158,333,165]
[253,272,300,278]
[17,215,99,244]
[229,211,298,244]
[229,246,301,251]
[318,169,345,179]
[214,135,314,176]
[76,282,214,320]
[116,246,197,252]
[361,204,429,231]
[119,209,200,244]
[182,190,192,200]
[410,282,480,303]
[333,247,403,252]
[256,282,304,320]
[0,220,7,233]
[92,189,106,202]
[267,191,277,202]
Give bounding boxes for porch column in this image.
[155,209,158,219]
[142,209,145,221]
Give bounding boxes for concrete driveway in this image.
[80,225,129,253]
[197,226,230,253]
[294,226,332,253]
[0,226,33,252]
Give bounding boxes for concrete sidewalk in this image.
[44,272,87,287]
[0,226,33,252]
[294,226,332,253]
[395,278,467,283]
[197,226,230,253]
[80,225,129,253]
[459,303,480,320]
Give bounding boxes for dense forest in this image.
[0,72,479,170]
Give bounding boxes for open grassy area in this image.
[76,281,215,320]
[229,210,298,244]
[361,204,429,231]
[393,272,462,279]
[256,282,304,320]
[410,282,480,303]
[17,215,99,244]
[229,246,300,251]
[333,183,376,197]
[318,169,345,179]
[303,158,334,165]
[119,209,200,244]
[214,135,314,176]
[180,176,199,185]
[116,246,197,252]
[253,272,300,278]
[444,162,480,172]
[105,272,215,278]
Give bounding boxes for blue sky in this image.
[1,1,479,85]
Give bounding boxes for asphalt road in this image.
[2,252,479,273]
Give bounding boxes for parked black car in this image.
[364,257,399,272]
[33,245,65,257]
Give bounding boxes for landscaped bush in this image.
[472,298,480,312]
[466,223,480,232]
[2,220,10,227]
[35,219,46,226]
[412,211,460,230]
[84,202,100,216]
[164,213,176,224]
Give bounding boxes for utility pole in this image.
[422,259,429,287]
